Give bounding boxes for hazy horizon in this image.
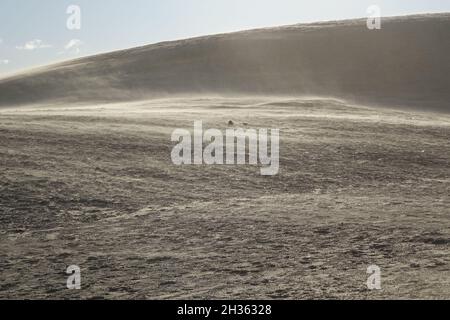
[1,0,450,76]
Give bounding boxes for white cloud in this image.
[0,38,3,45]
[16,39,52,50]
[64,39,83,54]
[0,59,9,65]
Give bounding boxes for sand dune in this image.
[0,13,449,111]
[1,13,449,299]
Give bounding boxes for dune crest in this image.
[0,13,449,112]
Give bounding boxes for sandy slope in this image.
[0,14,449,299]
[0,14,449,112]
[0,98,449,299]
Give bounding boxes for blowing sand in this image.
[0,97,449,299]
[0,13,449,299]
[0,14,449,112]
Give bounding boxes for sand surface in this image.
[0,13,449,299]
[0,97,449,299]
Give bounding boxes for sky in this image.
[1,0,450,76]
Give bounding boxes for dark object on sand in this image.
[228,120,234,126]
